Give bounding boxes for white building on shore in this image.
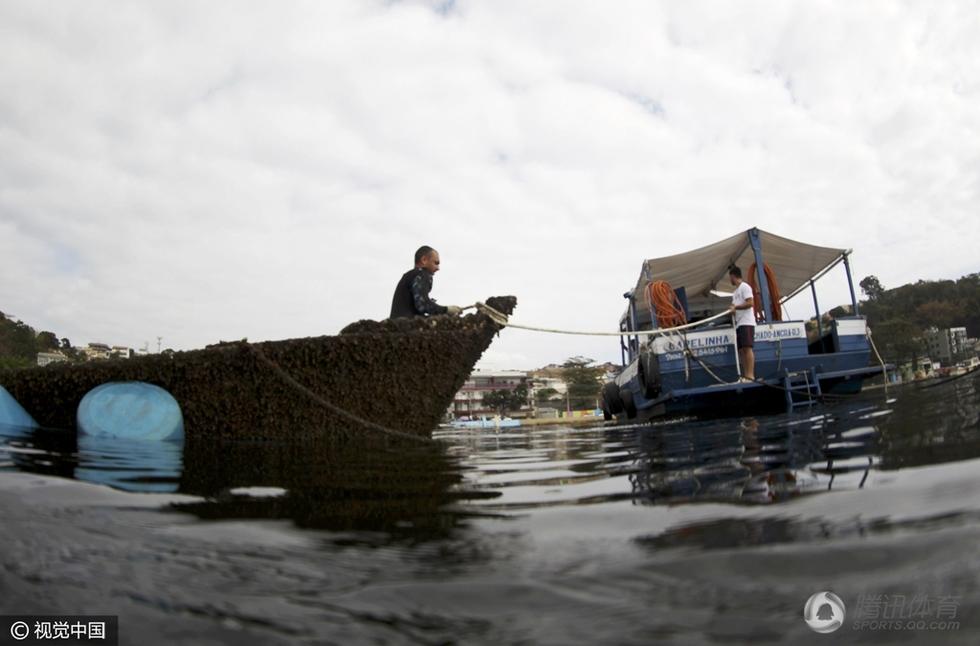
[451,369,532,419]
[36,351,69,367]
[923,327,968,366]
[79,343,133,361]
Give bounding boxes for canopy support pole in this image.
[843,252,860,316]
[810,280,822,340]
[748,228,774,322]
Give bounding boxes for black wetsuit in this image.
[389,268,448,318]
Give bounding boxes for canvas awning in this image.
[631,228,848,320]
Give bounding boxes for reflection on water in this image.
[626,410,878,506]
[172,435,490,541]
[77,435,184,493]
[2,375,979,535]
[1,374,979,643]
[1,427,184,493]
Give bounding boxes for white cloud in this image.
[1,0,978,366]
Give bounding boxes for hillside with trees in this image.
[858,273,980,365]
[0,310,75,369]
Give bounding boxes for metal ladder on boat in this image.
[783,367,822,410]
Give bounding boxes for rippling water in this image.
[1,375,979,644]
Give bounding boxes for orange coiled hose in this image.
[747,262,782,322]
[648,280,688,328]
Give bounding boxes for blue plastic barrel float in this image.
[0,385,39,437]
[76,382,184,441]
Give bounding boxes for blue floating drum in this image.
[0,385,38,435]
[77,382,184,441]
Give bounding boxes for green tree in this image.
[858,272,980,367]
[534,387,559,406]
[36,331,59,351]
[0,315,38,363]
[872,319,923,366]
[0,356,33,370]
[482,383,529,416]
[0,314,80,366]
[913,301,964,330]
[860,275,885,301]
[561,356,605,410]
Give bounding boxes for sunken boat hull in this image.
[0,296,516,440]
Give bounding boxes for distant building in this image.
[898,356,939,382]
[959,356,980,371]
[451,370,532,419]
[77,342,134,361]
[110,345,132,358]
[36,351,68,367]
[82,343,111,360]
[963,337,979,359]
[451,361,625,420]
[529,374,567,394]
[526,375,566,411]
[923,327,968,365]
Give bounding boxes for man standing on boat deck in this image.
[728,266,756,382]
[389,246,463,319]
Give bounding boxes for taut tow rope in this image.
[467,302,893,397]
[466,302,732,338]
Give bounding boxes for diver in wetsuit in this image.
[389,246,462,319]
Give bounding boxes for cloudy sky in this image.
[2,0,978,368]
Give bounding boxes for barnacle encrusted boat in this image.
[0,296,516,440]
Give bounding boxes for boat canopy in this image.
[632,228,848,319]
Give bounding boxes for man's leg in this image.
[744,347,755,380]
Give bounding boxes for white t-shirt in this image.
[732,282,756,327]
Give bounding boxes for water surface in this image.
[1,376,978,644]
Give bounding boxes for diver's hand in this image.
[446,305,462,316]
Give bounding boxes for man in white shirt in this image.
[727,266,755,381]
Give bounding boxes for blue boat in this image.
[603,228,886,421]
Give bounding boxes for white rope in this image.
[866,327,889,395]
[470,302,732,338]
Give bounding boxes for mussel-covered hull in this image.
[0,296,515,440]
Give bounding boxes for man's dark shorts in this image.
[736,325,755,349]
